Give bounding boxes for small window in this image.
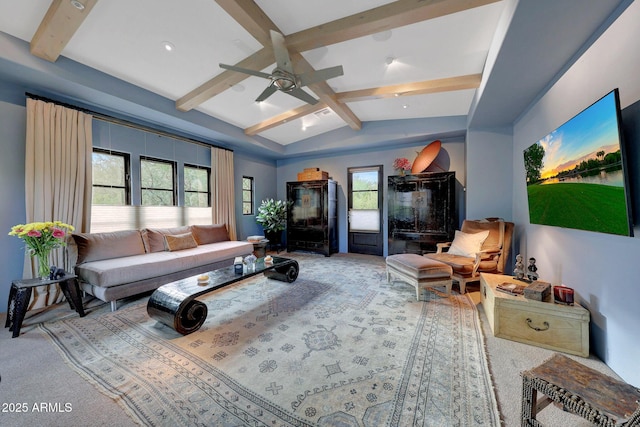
[242,176,254,215]
[184,164,210,207]
[141,156,176,206]
[92,148,130,205]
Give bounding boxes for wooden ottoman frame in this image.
[386,254,453,300]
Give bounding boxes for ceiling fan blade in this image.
[298,65,344,87]
[285,88,319,105]
[270,30,294,74]
[219,63,272,80]
[255,84,278,103]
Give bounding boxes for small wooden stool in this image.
[521,353,640,426]
[386,254,453,300]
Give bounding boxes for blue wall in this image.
[509,1,640,385]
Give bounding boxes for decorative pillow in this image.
[164,232,198,252]
[190,224,229,245]
[144,226,191,252]
[73,230,146,264]
[446,230,490,258]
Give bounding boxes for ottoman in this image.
[386,254,453,300]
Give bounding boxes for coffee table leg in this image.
[264,260,299,283]
[11,287,33,338]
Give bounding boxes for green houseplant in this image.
[255,199,292,245]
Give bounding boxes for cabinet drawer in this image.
[496,305,589,356]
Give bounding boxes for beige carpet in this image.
[38,253,500,426]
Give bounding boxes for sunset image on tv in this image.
[524,90,632,236]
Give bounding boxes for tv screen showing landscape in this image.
[523,89,633,236]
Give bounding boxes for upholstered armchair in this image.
[424,219,514,293]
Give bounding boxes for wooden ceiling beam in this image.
[176,47,274,112]
[286,0,501,52]
[30,0,98,62]
[178,0,498,113]
[210,0,361,131]
[337,73,482,102]
[214,0,279,46]
[245,103,327,136]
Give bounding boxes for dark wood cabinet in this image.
[286,180,338,256]
[388,172,456,255]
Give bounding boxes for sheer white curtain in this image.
[211,147,237,240]
[24,98,92,309]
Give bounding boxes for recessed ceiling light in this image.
[70,0,85,10]
[162,41,175,52]
[402,104,409,109]
[385,56,396,65]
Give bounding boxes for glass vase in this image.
[36,252,51,280]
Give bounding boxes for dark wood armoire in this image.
[286,179,338,256]
[388,172,456,255]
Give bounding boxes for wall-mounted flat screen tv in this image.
[523,89,633,236]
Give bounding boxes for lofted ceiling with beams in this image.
[0,0,631,160]
[0,0,504,147]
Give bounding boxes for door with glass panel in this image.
[348,166,383,255]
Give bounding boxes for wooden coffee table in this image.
[146,256,299,334]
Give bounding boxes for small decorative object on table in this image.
[513,253,525,280]
[393,157,411,176]
[496,282,526,296]
[234,256,243,274]
[264,255,273,265]
[8,221,75,280]
[554,285,575,305]
[526,257,539,281]
[244,254,257,272]
[197,275,209,286]
[524,280,551,301]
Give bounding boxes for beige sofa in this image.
[71,224,253,311]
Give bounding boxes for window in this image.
[184,164,210,207]
[92,148,130,205]
[242,176,254,215]
[141,156,176,206]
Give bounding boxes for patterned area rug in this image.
[40,253,500,426]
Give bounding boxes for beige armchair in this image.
[424,218,514,293]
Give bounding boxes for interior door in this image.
[348,166,383,255]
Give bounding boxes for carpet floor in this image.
[38,253,499,426]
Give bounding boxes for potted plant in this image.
[255,198,292,247]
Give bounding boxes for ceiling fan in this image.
[220,30,344,105]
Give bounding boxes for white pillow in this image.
[446,230,490,257]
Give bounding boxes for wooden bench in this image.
[521,353,640,426]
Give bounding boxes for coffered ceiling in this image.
[0,1,631,159]
[0,0,504,145]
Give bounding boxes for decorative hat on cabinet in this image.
[411,140,442,173]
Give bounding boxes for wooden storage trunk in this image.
[297,170,329,181]
[481,273,590,357]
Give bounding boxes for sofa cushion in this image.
[191,224,229,245]
[72,230,146,264]
[446,230,490,257]
[75,241,254,288]
[144,226,192,252]
[164,232,198,251]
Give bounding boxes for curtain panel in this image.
[211,147,237,240]
[24,98,92,309]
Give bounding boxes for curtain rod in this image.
[25,92,232,152]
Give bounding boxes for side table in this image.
[522,353,640,426]
[4,273,85,338]
[249,239,269,258]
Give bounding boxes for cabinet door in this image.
[290,182,324,227]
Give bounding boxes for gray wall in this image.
[509,1,640,385]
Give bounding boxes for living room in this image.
[1,0,640,424]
